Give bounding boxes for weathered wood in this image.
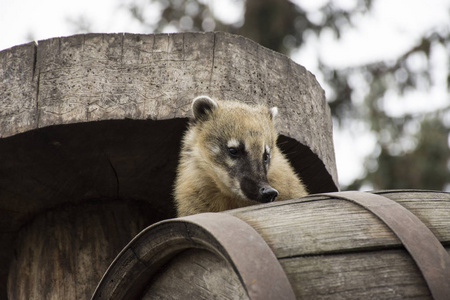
[92,190,450,299]
[0,32,338,299]
[228,191,450,257]
[142,249,247,300]
[280,249,444,299]
[7,201,153,300]
[0,41,38,136]
[321,191,450,300]
[0,32,337,190]
[92,212,295,300]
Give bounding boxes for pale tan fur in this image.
[174,97,308,217]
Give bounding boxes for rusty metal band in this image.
[92,212,295,300]
[322,191,450,300]
[180,213,296,300]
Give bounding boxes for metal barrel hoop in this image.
[92,212,296,300]
[322,191,450,300]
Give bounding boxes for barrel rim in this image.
[91,212,295,300]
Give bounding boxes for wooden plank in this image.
[228,191,450,257]
[0,42,38,138]
[323,191,450,300]
[279,248,450,299]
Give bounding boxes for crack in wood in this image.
[105,154,120,199]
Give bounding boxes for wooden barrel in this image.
[0,32,338,299]
[92,190,450,299]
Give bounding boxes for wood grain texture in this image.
[0,32,338,298]
[92,212,296,300]
[224,191,450,299]
[0,32,337,187]
[280,248,444,299]
[0,42,38,137]
[227,191,450,258]
[7,201,153,300]
[142,249,247,300]
[92,191,449,299]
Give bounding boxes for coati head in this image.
[189,95,279,204]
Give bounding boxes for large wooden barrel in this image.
[92,190,450,299]
[0,32,338,299]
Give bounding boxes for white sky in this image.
[1,0,449,188]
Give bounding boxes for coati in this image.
[174,96,308,217]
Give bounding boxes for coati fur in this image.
[174,96,308,217]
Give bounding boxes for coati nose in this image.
[259,187,279,203]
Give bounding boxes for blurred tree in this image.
[348,116,450,190]
[116,0,450,191]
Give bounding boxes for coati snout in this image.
[260,186,279,203]
[240,176,279,203]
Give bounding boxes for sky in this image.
[1,0,449,188]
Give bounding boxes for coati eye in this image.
[228,147,239,157]
[263,152,270,163]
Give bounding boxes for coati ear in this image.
[192,96,218,121]
[268,107,278,121]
